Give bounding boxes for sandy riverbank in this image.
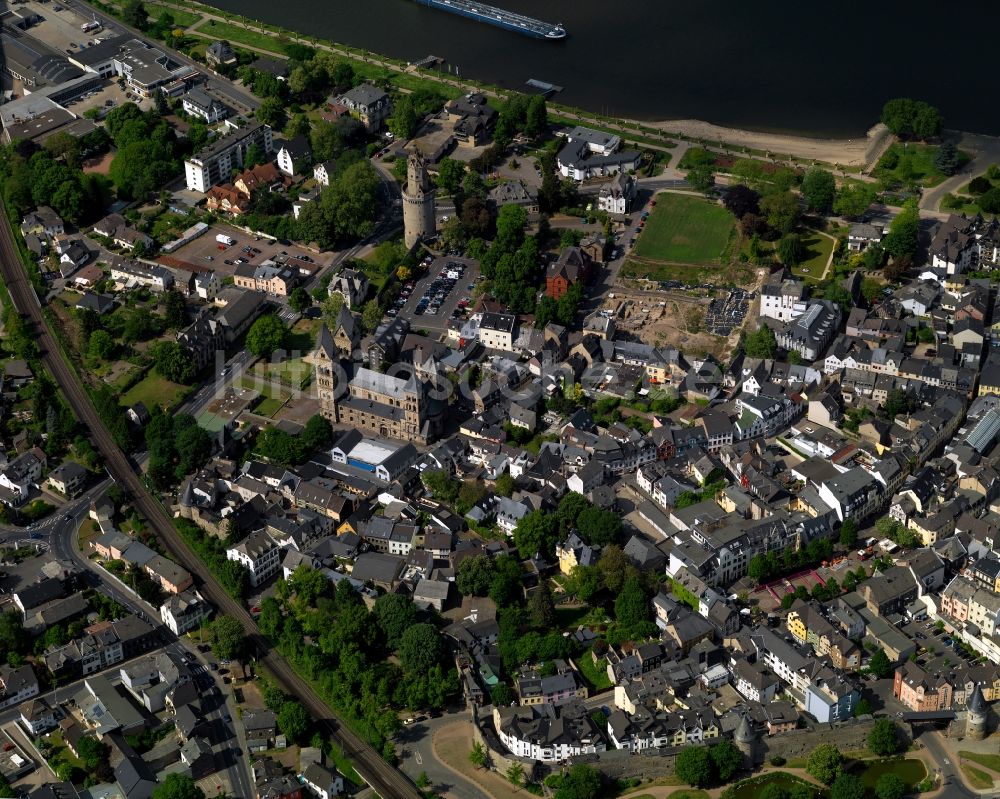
[646,118,890,167]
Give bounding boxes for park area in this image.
[752,568,827,612]
[633,194,735,266]
[121,370,190,411]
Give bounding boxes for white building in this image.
[226,530,281,587]
[160,590,212,636]
[184,121,273,193]
[597,172,636,215]
[759,278,808,322]
[478,312,517,351]
[182,88,228,124]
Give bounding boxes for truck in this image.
[216,234,236,246]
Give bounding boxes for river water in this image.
[203,0,1000,137]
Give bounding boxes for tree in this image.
[122,0,149,30]
[524,95,548,138]
[869,647,892,679]
[855,698,872,717]
[567,565,602,602]
[256,97,287,128]
[839,519,858,547]
[491,682,513,707]
[245,314,289,358]
[833,182,877,219]
[505,762,524,788]
[979,187,1000,214]
[710,739,744,782]
[778,233,806,266]
[881,98,943,140]
[513,510,559,559]
[469,740,488,769]
[373,593,417,649]
[495,473,515,497]
[152,774,205,799]
[361,299,382,334]
[210,616,247,663]
[150,341,196,384]
[744,324,777,358]
[874,773,905,799]
[598,545,635,595]
[969,176,991,195]
[163,289,187,329]
[456,554,495,597]
[575,506,622,547]
[760,190,799,234]
[288,287,312,313]
[686,165,715,193]
[675,745,713,787]
[829,773,865,799]
[399,624,446,673]
[867,717,901,755]
[436,158,466,195]
[748,554,770,584]
[553,763,602,799]
[883,201,919,264]
[614,576,649,628]
[75,735,110,772]
[806,743,843,784]
[527,583,557,630]
[87,329,116,361]
[277,700,310,743]
[801,168,836,212]
[934,141,960,176]
[722,184,760,219]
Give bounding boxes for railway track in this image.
[0,210,421,799]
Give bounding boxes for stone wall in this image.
[473,708,901,785]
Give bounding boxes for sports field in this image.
[633,193,735,265]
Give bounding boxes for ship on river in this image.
[412,0,566,40]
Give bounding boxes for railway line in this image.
[0,209,421,799]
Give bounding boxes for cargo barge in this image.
[413,0,566,40]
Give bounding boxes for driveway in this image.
[921,131,1000,212]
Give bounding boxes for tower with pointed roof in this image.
[734,711,759,767]
[305,324,340,423]
[967,683,988,741]
[402,151,435,249]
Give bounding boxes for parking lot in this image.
[392,255,480,334]
[164,225,331,283]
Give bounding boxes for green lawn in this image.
[960,751,1000,772]
[664,792,709,799]
[962,764,993,789]
[192,18,290,51]
[633,194,735,265]
[554,605,590,629]
[121,371,189,411]
[791,232,835,283]
[576,653,612,693]
[254,396,284,417]
[875,143,968,189]
[145,2,201,27]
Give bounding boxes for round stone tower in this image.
[402,151,436,249]
[734,712,759,768]
[967,683,988,741]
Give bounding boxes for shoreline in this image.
[643,118,887,168]
[130,0,958,168]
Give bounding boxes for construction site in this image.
[600,266,767,360]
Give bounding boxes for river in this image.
[202,0,1000,138]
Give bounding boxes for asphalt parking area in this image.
[393,255,480,334]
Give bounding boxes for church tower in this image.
[967,683,988,741]
[304,324,339,423]
[402,151,436,249]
